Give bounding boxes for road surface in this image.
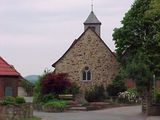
[34,106,147,120]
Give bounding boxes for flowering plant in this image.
[118,91,139,104]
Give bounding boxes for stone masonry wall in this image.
[54,29,119,92]
[0,103,33,120]
[147,104,160,116]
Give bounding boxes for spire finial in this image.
[91,0,94,11]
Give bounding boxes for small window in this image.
[82,66,91,81]
[5,87,13,96]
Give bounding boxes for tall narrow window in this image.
[82,66,91,81]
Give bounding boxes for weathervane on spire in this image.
[91,0,94,11]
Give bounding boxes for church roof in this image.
[52,27,116,67]
[0,56,20,76]
[84,11,101,25]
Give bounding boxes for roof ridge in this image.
[0,56,21,76]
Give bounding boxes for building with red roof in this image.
[0,56,21,97]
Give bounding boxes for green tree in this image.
[107,74,127,97]
[145,0,160,76]
[33,75,44,103]
[113,0,160,92]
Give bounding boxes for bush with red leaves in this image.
[41,73,71,95]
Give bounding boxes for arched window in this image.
[82,66,91,81]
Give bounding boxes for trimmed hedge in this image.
[0,96,26,105]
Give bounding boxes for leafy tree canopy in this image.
[113,0,160,90]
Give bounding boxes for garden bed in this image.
[34,100,67,112]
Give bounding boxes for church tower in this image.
[84,10,102,36]
[53,6,119,94]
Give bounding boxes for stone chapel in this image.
[52,10,119,92]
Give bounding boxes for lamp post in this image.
[153,74,156,102]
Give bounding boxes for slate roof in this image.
[84,11,101,25]
[0,56,20,76]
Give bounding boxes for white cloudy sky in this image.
[0,0,134,76]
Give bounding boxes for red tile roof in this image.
[0,56,20,76]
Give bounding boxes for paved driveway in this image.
[34,106,147,120]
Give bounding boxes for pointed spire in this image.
[84,11,101,24]
[83,2,102,36]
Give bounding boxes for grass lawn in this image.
[19,116,41,120]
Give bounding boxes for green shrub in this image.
[33,92,42,104]
[67,82,80,95]
[15,96,26,104]
[33,72,71,104]
[3,96,15,105]
[41,93,57,103]
[44,100,67,108]
[127,87,138,95]
[21,79,34,96]
[33,93,57,105]
[33,74,45,104]
[156,92,160,103]
[85,85,106,102]
[107,84,126,97]
[107,72,127,97]
[153,89,160,103]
